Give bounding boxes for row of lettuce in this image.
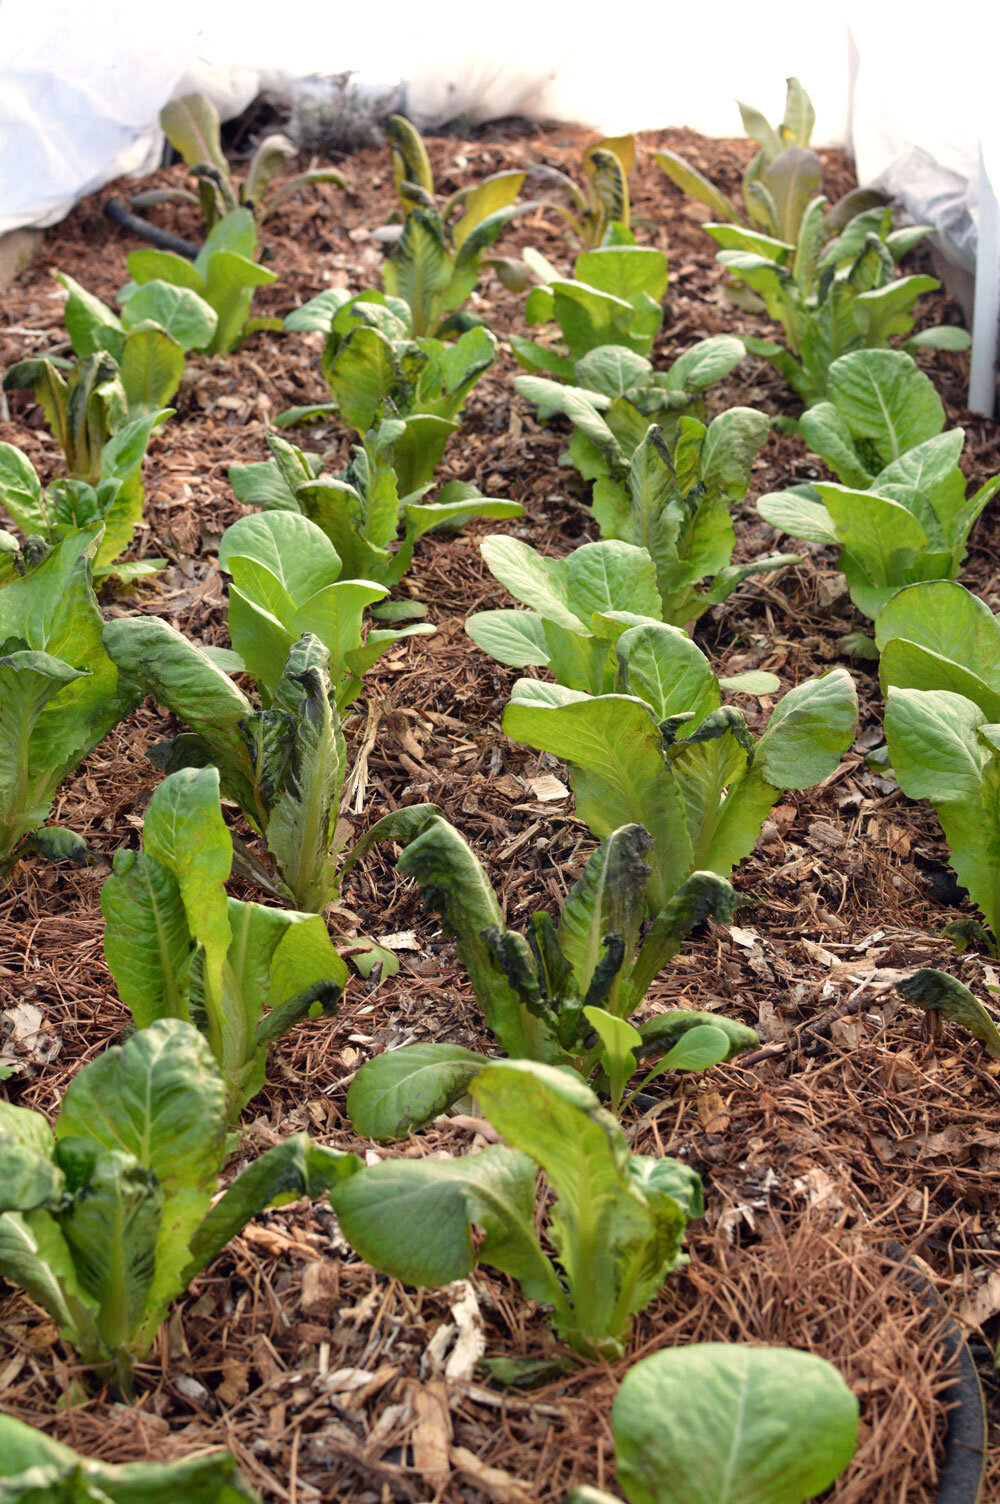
[0,80,993,1501]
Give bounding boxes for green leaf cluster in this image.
[709,204,966,404]
[527,135,636,251]
[346,812,749,1137]
[56,269,217,416]
[511,245,668,373]
[333,1058,703,1358]
[230,428,521,589]
[0,1017,358,1389]
[0,405,169,582]
[160,91,344,231]
[656,77,885,245]
[506,410,794,626]
[101,766,347,1117]
[466,533,784,695]
[100,622,435,916]
[515,336,747,445]
[504,640,857,912]
[759,427,1000,620]
[3,351,127,487]
[574,1342,858,1504]
[278,289,499,485]
[0,1414,258,1503]
[383,114,525,334]
[0,528,140,879]
[120,209,277,355]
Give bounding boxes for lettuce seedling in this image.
[467,535,783,696]
[382,114,525,335]
[0,527,140,881]
[158,91,344,231]
[877,580,1000,719]
[217,510,436,707]
[507,409,795,626]
[505,632,857,912]
[333,1058,703,1358]
[527,134,636,250]
[277,289,498,484]
[570,1343,858,1504]
[710,205,966,404]
[511,245,668,375]
[3,351,126,485]
[0,1414,257,1502]
[655,75,884,248]
[120,209,278,355]
[0,404,169,582]
[884,686,1000,951]
[0,1018,358,1391]
[101,625,436,918]
[54,270,217,417]
[759,446,1000,620]
[797,348,946,488]
[230,429,522,589]
[101,766,347,1118]
[347,812,751,1137]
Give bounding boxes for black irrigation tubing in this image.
[882,1240,987,1504]
[103,197,199,259]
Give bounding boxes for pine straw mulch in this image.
[1,117,999,1502]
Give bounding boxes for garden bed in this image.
[1,118,998,1502]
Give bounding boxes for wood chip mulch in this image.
[1,115,998,1502]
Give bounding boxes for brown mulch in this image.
[1,116,998,1502]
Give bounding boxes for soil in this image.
[1,119,998,1503]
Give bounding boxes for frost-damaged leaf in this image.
[612,1343,857,1504]
[897,969,1000,1057]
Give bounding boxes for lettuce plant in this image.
[0,527,140,881]
[347,812,751,1137]
[0,405,169,582]
[655,76,884,248]
[528,134,636,249]
[120,209,278,355]
[797,348,946,488]
[710,206,966,404]
[102,766,347,1118]
[101,624,436,917]
[217,510,435,707]
[508,408,795,626]
[759,448,1000,620]
[55,270,217,416]
[332,1058,703,1358]
[571,1343,858,1504]
[231,429,522,588]
[383,114,525,335]
[4,350,125,483]
[466,535,784,695]
[159,91,344,230]
[884,686,1000,950]
[277,289,497,485]
[505,635,857,912]
[0,1018,358,1391]
[0,1415,257,1503]
[511,246,668,375]
[516,336,746,439]
[876,580,1000,718]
